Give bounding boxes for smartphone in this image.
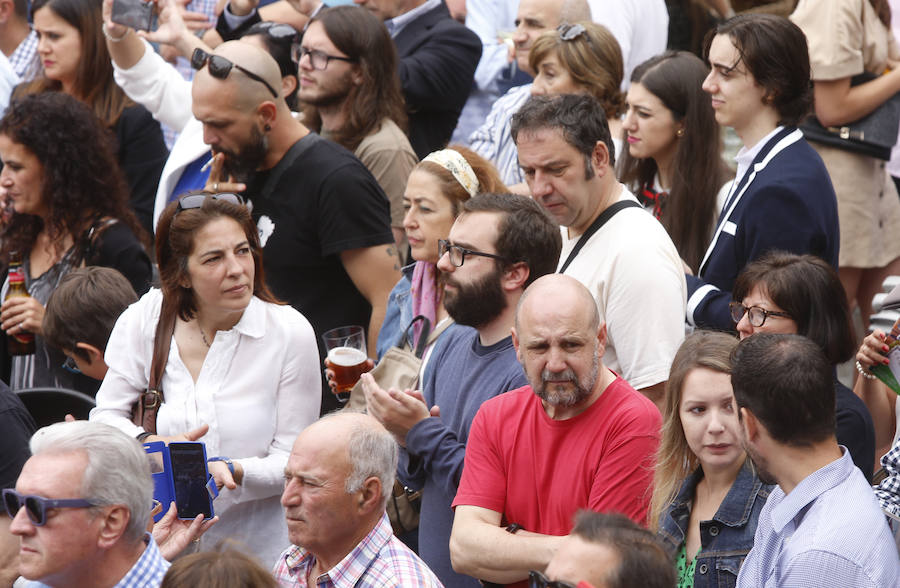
[110,0,157,31]
[168,442,215,520]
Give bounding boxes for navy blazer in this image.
[393,2,481,158]
[686,127,839,330]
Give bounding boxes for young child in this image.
[42,267,138,380]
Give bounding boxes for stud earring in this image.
[676,128,685,137]
[264,124,271,132]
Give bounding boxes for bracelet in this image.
[102,22,129,42]
[208,456,235,477]
[856,360,877,380]
[136,431,152,442]
[505,523,523,534]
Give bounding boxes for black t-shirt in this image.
[0,381,35,488]
[246,134,394,413]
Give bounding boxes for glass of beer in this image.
[322,325,370,396]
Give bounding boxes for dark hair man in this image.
[363,192,562,587]
[731,334,900,587]
[512,93,686,410]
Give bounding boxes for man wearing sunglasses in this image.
[5,421,167,588]
[450,274,660,587]
[191,41,400,414]
[0,380,34,587]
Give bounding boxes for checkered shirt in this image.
[272,513,443,588]
[875,436,900,518]
[8,30,40,82]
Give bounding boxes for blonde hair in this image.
[528,22,625,119]
[648,330,738,531]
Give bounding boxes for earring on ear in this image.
[676,128,685,138]
[264,124,271,132]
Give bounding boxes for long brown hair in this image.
[155,195,280,323]
[21,0,133,127]
[871,0,891,27]
[301,5,407,152]
[618,51,732,274]
[648,330,739,531]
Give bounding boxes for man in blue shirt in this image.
[731,334,900,587]
[363,193,562,587]
[7,421,170,588]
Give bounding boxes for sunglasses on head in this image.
[191,48,278,98]
[3,489,97,526]
[529,570,576,588]
[175,192,247,215]
[557,23,587,42]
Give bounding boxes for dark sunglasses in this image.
[191,48,278,98]
[253,21,299,42]
[176,192,247,215]
[529,570,576,588]
[3,489,97,526]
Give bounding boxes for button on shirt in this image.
[736,448,900,588]
[272,513,443,588]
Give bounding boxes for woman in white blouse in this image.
[91,193,321,566]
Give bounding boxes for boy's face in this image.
[64,345,107,381]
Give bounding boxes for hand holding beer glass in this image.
[322,325,373,401]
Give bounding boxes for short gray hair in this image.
[30,421,152,544]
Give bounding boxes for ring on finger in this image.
[213,182,219,192]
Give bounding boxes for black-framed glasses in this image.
[438,239,508,268]
[529,570,576,588]
[558,23,586,41]
[293,46,357,71]
[191,48,278,98]
[176,192,246,215]
[62,355,81,375]
[3,489,98,526]
[728,302,792,327]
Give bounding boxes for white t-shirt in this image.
[588,0,669,90]
[559,186,687,390]
[91,289,322,566]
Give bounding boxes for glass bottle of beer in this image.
[6,251,34,356]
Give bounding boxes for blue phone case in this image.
[143,441,218,522]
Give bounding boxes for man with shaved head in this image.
[191,41,400,414]
[274,412,441,587]
[449,274,661,587]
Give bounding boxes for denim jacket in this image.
[376,263,415,361]
[657,459,772,588]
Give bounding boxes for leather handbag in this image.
[800,72,900,161]
[131,305,176,434]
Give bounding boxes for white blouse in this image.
[91,289,322,565]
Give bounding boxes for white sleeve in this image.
[112,39,194,132]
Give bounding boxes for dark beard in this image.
[534,352,599,407]
[443,265,507,329]
[744,443,777,485]
[214,125,269,183]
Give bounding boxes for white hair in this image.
[30,421,152,544]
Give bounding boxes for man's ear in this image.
[75,342,104,366]
[590,140,610,177]
[0,0,13,23]
[595,322,607,358]
[257,101,278,130]
[502,262,530,293]
[95,505,131,549]
[356,476,383,515]
[281,75,298,100]
[511,326,521,360]
[740,406,758,443]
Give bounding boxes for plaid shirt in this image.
[25,533,169,588]
[875,437,900,518]
[8,30,40,82]
[272,513,443,588]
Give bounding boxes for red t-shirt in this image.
[453,378,661,580]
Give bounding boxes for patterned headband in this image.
[422,149,479,197]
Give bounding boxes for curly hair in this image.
[22,0,133,127]
[0,92,146,263]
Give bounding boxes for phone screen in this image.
[168,443,213,519]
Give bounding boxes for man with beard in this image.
[730,334,900,587]
[192,41,400,414]
[448,274,661,588]
[362,193,561,587]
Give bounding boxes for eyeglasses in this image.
[191,48,278,98]
[529,571,576,588]
[3,489,98,526]
[438,239,508,268]
[558,23,586,41]
[62,355,81,375]
[728,302,792,327]
[293,46,357,71]
[175,192,246,215]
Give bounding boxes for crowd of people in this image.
[1,0,900,586]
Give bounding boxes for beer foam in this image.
[327,346,367,366]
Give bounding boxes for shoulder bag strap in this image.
[559,199,642,274]
[135,304,177,434]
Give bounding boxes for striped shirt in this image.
[469,83,531,186]
[736,449,900,588]
[272,513,443,588]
